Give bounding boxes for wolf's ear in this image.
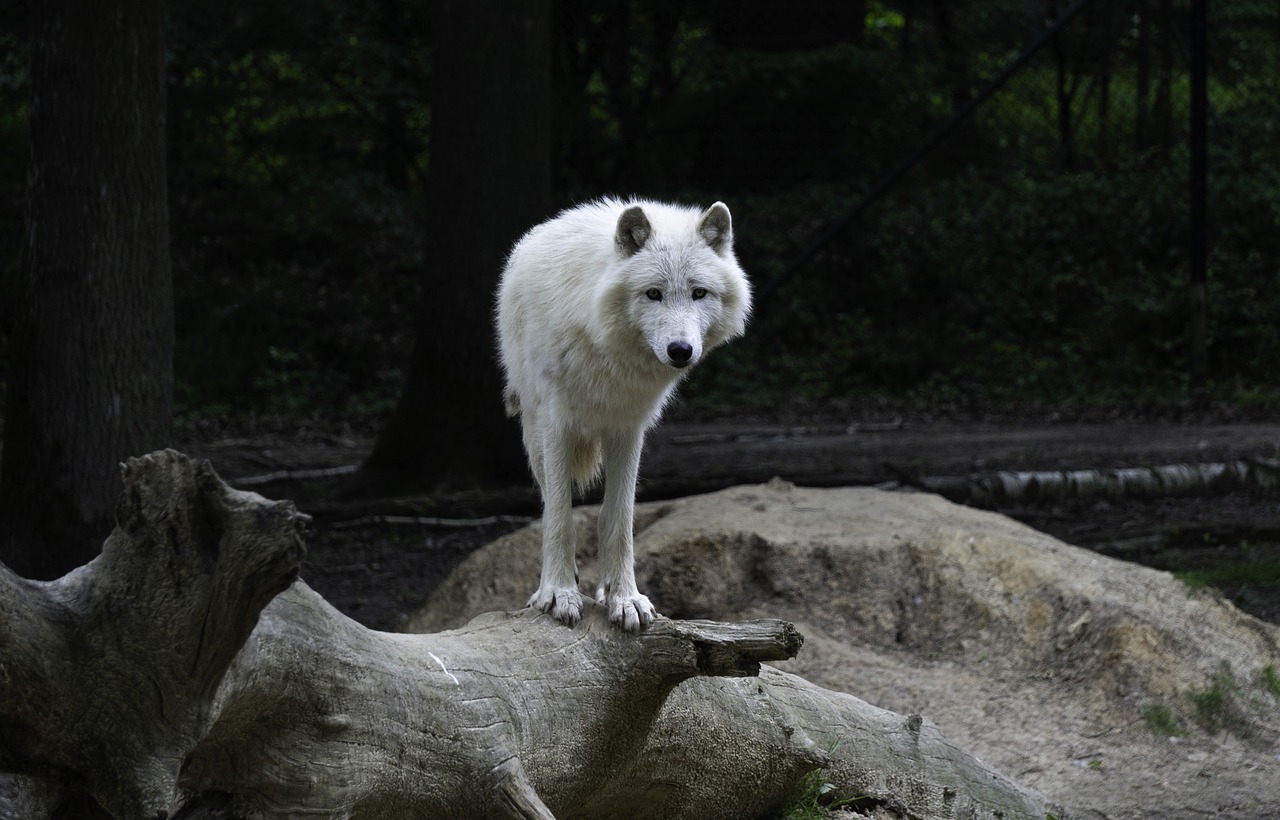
[697,202,733,254]
[615,205,651,257]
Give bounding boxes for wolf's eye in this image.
[691,287,708,300]
[645,288,663,301]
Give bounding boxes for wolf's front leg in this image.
[528,424,583,625]
[596,429,657,632]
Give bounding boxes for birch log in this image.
[0,450,1057,820]
[914,457,1280,506]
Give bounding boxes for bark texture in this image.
[359,0,548,493]
[0,451,1056,820]
[0,0,174,577]
[0,451,303,818]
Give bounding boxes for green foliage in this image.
[251,347,315,416]
[681,4,1280,411]
[1188,664,1256,737]
[4,1,1280,419]
[1146,654,1280,736]
[864,1,906,43]
[166,0,429,419]
[1175,570,1211,591]
[1263,665,1280,699]
[776,770,834,820]
[1148,663,1280,741]
[1181,555,1280,590]
[1173,541,1280,622]
[771,765,867,820]
[689,139,1280,409]
[1142,702,1186,737]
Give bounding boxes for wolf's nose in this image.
[667,341,693,366]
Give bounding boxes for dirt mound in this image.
[408,481,1280,818]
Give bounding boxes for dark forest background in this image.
[0,0,1278,576]
[2,1,1278,418]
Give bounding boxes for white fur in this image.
[496,197,751,631]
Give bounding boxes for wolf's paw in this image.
[596,586,657,633]
[528,585,584,626]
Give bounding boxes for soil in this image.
[179,408,1280,819]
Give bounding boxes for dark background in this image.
[5,0,1278,418]
[1,0,1278,580]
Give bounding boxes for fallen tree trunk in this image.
[0,450,1057,819]
[901,457,1280,507]
[0,451,305,819]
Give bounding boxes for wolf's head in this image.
[605,200,752,371]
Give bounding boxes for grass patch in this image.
[1148,665,1277,740]
[775,769,870,820]
[1188,664,1254,737]
[1174,570,1211,590]
[1263,664,1280,699]
[1171,541,1280,623]
[1186,558,1280,588]
[1174,555,1280,591]
[770,743,870,820]
[777,769,841,820]
[1142,702,1185,737]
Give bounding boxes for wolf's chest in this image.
[548,340,679,431]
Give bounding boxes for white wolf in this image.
[496,198,751,631]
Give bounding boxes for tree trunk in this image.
[1134,0,1151,150]
[358,0,549,495]
[0,0,173,578]
[1094,2,1115,164]
[1188,0,1209,401]
[377,0,413,193]
[1154,0,1174,154]
[1051,1,1076,167]
[0,450,1059,820]
[0,451,303,819]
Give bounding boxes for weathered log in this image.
[0,451,305,818]
[0,450,1057,819]
[901,457,1280,507]
[179,587,807,820]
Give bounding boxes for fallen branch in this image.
[328,512,535,530]
[230,463,359,487]
[0,450,1057,820]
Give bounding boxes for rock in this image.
[409,482,1280,818]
